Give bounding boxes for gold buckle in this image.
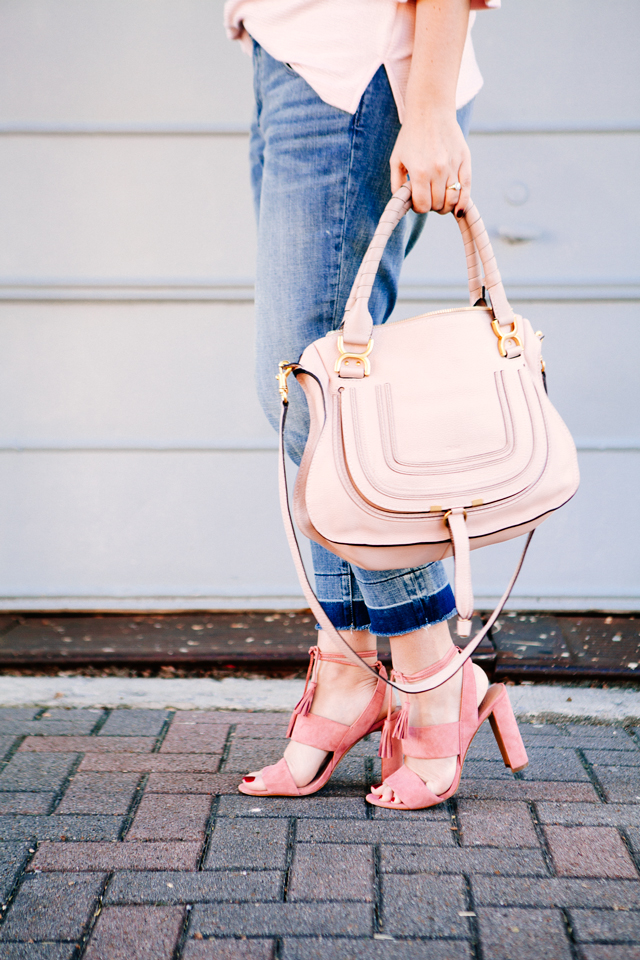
[491,317,523,357]
[334,336,374,376]
[276,361,295,403]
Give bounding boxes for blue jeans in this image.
[251,42,472,636]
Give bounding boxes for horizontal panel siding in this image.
[0,1,636,610]
[0,451,299,598]
[0,303,272,447]
[0,301,637,451]
[0,449,635,608]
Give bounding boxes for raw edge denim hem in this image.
[313,599,372,633]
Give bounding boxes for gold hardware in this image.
[541,358,546,373]
[334,336,374,376]
[491,316,523,358]
[471,498,484,507]
[429,505,442,513]
[535,330,545,340]
[276,361,295,403]
[444,508,467,524]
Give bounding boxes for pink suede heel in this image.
[238,646,401,797]
[366,653,528,810]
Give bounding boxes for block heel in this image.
[488,688,529,772]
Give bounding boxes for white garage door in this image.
[0,0,638,611]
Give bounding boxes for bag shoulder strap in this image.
[279,400,534,695]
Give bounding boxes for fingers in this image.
[455,153,472,219]
[390,151,408,196]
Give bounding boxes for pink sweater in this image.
[224,0,500,121]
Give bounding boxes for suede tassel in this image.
[378,715,395,759]
[285,681,317,737]
[392,700,410,741]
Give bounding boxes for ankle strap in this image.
[315,647,378,665]
[391,646,460,686]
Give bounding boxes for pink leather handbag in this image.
[277,183,579,693]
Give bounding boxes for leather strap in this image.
[279,400,534,695]
[340,182,514,350]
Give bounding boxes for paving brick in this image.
[39,709,104,724]
[0,721,98,736]
[235,720,289,738]
[281,941,473,960]
[625,829,640,859]
[471,876,640,909]
[456,780,599,802]
[518,724,566,738]
[0,946,76,960]
[341,734,381,758]
[369,804,450,821]
[457,800,539,847]
[223,741,290,773]
[586,750,640,767]
[0,815,122,841]
[567,725,637,749]
[519,734,573,749]
[593,768,640,804]
[160,723,227,754]
[458,760,515,781]
[56,772,141,814]
[0,871,105,940]
[184,942,274,960]
[379,845,549,876]
[0,843,32,900]
[519,747,590,781]
[106,870,282,904]
[18,736,155,754]
[466,738,507,761]
[29,841,200,872]
[127,793,212,841]
[538,803,640,827]
[544,826,637,879]
[204,819,289,871]
[0,753,78,792]
[181,712,268,724]
[0,739,18,761]
[79,754,221,773]
[216,795,367,819]
[98,710,170,737]
[288,843,373,901]
[476,907,572,960]
[296,819,454,845]
[568,906,640,941]
[0,709,39,721]
[146,773,247,794]
[189,902,372,937]
[581,948,640,960]
[0,792,54,813]
[382,874,469,937]
[84,905,184,960]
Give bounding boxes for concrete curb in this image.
[0,676,639,723]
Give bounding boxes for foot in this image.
[370,654,489,803]
[242,653,386,791]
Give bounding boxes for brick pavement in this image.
[0,707,637,957]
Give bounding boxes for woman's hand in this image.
[392,0,472,217]
[390,107,471,217]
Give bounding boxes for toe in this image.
[239,772,265,793]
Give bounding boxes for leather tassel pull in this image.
[286,681,317,738]
[393,701,410,741]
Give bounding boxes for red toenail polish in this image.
[243,776,255,783]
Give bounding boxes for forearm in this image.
[405,0,472,119]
